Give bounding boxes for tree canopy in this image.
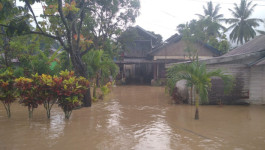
[0,0,140,106]
[225,0,264,44]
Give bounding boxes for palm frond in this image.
[257,30,265,35]
[212,4,221,17]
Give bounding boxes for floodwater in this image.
[1,86,265,150]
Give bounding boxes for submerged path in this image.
[1,86,265,150]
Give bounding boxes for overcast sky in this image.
[26,0,265,41]
[135,0,265,40]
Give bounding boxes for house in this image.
[115,26,161,84]
[168,35,265,104]
[116,26,220,85]
[148,34,220,84]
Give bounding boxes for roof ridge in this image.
[135,25,158,39]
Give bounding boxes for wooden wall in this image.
[207,62,265,104]
[249,65,265,104]
[207,63,250,104]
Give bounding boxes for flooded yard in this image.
[1,86,265,150]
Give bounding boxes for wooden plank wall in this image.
[206,63,251,104]
[249,65,265,104]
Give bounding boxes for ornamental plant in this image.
[57,70,89,119]
[0,70,17,118]
[15,77,40,118]
[33,74,57,119]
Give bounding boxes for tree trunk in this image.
[3,103,11,118]
[69,53,92,107]
[1,27,10,68]
[93,83,96,98]
[190,86,193,104]
[83,89,92,107]
[194,92,199,120]
[7,103,11,118]
[28,106,34,119]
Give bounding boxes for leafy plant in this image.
[167,60,234,120]
[15,77,40,118]
[0,70,17,118]
[83,50,118,99]
[56,70,89,119]
[100,84,110,97]
[225,0,264,44]
[33,74,57,119]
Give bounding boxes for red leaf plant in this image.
[15,76,41,118]
[56,70,89,119]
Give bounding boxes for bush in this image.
[12,70,89,119]
[56,70,89,119]
[33,74,57,119]
[15,77,40,118]
[0,70,17,118]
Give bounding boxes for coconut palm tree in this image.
[196,1,225,37]
[167,60,233,120]
[196,1,223,21]
[225,0,264,44]
[257,19,265,35]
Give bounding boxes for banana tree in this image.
[82,50,118,99]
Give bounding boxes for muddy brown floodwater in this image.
[1,86,265,150]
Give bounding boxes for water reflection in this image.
[134,116,171,150]
[47,112,65,140]
[105,99,123,129]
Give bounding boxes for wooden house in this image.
[116,26,160,84]
[116,26,220,85]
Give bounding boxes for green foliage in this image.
[31,48,62,75]
[6,19,31,36]
[177,1,232,55]
[0,0,24,21]
[0,69,17,118]
[56,70,89,119]
[178,20,208,43]
[195,1,225,38]
[14,70,89,119]
[100,84,110,96]
[59,51,72,71]
[13,67,24,77]
[83,50,119,85]
[1,0,141,106]
[225,0,264,44]
[15,76,38,118]
[166,60,234,104]
[208,35,230,54]
[33,74,57,118]
[178,19,230,55]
